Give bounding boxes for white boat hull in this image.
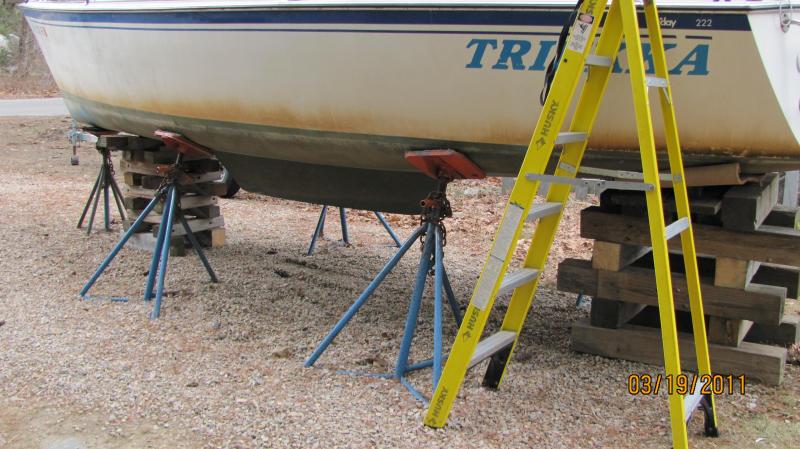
[20,0,800,212]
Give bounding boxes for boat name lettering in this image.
[466,39,710,76]
[661,16,677,28]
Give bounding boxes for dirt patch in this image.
[0,117,798,448]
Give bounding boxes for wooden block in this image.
[123,196,149,211]
[589,297,646,329]
[142,149,179,164]
[599,189,723,216]
[708,317,753,347]
[745,315,800,346]
[192,228,227,248]
[763,205,800,229]
[184,205,220,219]
[713,257,758,289]
[571,320,787,385]
[210,227,226,247]
[581,207,800,266]
[752,264,800,299]
[124,182,227,199]
[123,172,141,187]
[97,135,132,151]
[722,173,779,232]
[557,259,786,325]
[592,241,651,272]
[150,216,225,236]
[177,195,218,209]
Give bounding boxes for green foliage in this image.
[0,4,21,67]
[0,3,21,37]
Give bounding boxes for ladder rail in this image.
[644,0,718,430]
[619,0,689,447]
[424,0,609,428]
[482,0,626,390]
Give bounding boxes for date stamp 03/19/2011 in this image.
[627,374,747,396]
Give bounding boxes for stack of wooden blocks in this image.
[108,135,227,255]
[558,174,799,385]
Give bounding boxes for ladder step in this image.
[468,331,518,369]
[665,217,690,240]
[555,132,588,145]
[526,202,562,222]
[498,268,540,296]
[646,76,669,88]
[525,174,654,193]
[585,54,612,67]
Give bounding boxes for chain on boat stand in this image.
[307,205,402,255]
[77,128,127,235]
[79,130,218,319]
[305,149,484,401]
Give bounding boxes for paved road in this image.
[0,97,69,117]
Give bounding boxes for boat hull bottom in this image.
[215,151,438,214]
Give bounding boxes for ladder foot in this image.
[481,345,513,390]
[700,396,720,437]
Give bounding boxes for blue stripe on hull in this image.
[21,7,750,31]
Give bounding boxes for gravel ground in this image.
[0,117,798,449]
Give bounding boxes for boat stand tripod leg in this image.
[375,212,402,247]
[307,205,329,255]
[109,171,127,223]
[179,213,219,283]
[442,269,461,326]
[85,166,104,235]
[151,186,179,319]
[304,224,426,367]
[308,206,404,255]
[339,207,350,245]
[103,168,111,231]
[77,171,102,229]
[394,222,436,379]
[144,185,174,301]
[78,148,127,234]
[79,193,162,298]
[432,226,445,389]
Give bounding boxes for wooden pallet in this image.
[118,145,226,255]
[559,183,799,386]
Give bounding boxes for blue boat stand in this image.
[307,206,403,255]
[77,146,127,235]
[305,178,462,402]
[79,151,218,319]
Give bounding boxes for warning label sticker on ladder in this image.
[567,13,594,53]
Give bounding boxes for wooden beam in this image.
[557,258,785,325]
[746,315,800,346]
[752,264,800,299]
[708,318,753,347]
[581,207,800,266]
[590,298,646,329]
[571,320,787,385]
[592,241,651,272]
[722,173,779,232]
[713,257,757,289]
[600,189,723,216]
[763,205,800,229]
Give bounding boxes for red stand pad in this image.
[155,130,213,158]
[404,150,485,180]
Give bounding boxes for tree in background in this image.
[1,0,56,96]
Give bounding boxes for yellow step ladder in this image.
[425,1,719,447]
